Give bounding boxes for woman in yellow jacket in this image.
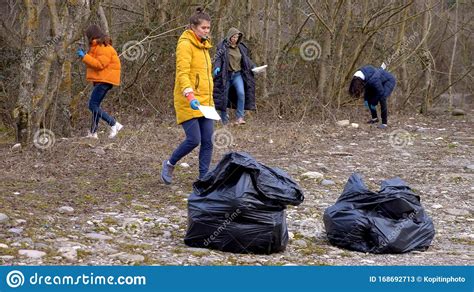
[161,8,214,184]
[77,25,123,139]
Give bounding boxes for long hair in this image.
[189,7,211,26]
[85,25,112,46]
[349,77,365,97]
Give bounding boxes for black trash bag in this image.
[323,173,435,253]
[184,152,304,254]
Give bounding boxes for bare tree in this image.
[261,0,271,99]
[2,0,472,140]
[13,0,97,144]
[447,0,459,111]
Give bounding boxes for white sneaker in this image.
[109,122,123,138]
[86,131,98,139]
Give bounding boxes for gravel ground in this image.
[0,111,472,266]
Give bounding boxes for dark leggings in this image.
[370,97,388,124]
[169,117,214,179]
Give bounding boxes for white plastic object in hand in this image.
[198,105,221,120]
[381,62,387,70]
[251,65,268,73]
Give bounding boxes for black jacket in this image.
[212,40,256,111]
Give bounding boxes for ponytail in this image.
[189,7,211,26]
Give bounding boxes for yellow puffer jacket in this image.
[174,30,214,124]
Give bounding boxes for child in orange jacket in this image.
[77,25,123,139]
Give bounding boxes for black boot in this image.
[367,118,379,124]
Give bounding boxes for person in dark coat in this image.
[349,65,396,129]
[212,27,256,125]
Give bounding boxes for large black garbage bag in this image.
[184,152,304,254]
[323,173,435,253]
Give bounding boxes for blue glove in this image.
[77,49,85,58]
[369,104,377,111]
[364,100,369,108]
[190,99,200,110]
[213,67,220,77]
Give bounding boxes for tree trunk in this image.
[16,0,36,144]
[245,0,253,42]
[55,60,73,137]
[420,0,433,114]
[318,30,331,102]
[396,2,410,101]
[215,0,227,40]
[261,0,271,99]
[157,0,168,24]
[335,0,351,108]
[14,0,93,144]
[98,4,110,35]
[271,0,282,84]
[143,0,150,34]
[448,0,458,110]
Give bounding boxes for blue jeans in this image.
[220,71,245,123]
[89,83,116,133]
[169,117,214,179]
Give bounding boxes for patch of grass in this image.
[340,251,353,258]
[123,194,134,202]
[19,242,30,249]
[312,261,332,266]
[37,203,52,211]
[169,216,183,224]
[292,232,305,240]
[447,143,458,149]
[102,217,119,225]
[172,247,184,254]
[76,249,92,260]
[170,230,181,239]
[119,243,153,252]
[300,244,328,256]
[44,249,60,259]
[175,171,195,182]
[0,123,14,143]
[0,247,19,256]
[132,205,149,212]
[136,172,153,178]
[80,194,99,205]
[190,250,208,257]
[225,255,239,265]
[53,228,76,238]
[148,225,164,237]
[450,238,473,245]
[140,255,155,265]
[93,225,108,233]
[107,178,126,194]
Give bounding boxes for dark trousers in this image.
[89,83,116,133]
[370,97,388,124]
[169,117,214,179]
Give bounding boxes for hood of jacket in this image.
[226,27,243,44]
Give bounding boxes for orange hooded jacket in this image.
[82,40,121,86]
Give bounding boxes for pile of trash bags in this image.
[323,173,435,253]
[184,152,304,254]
